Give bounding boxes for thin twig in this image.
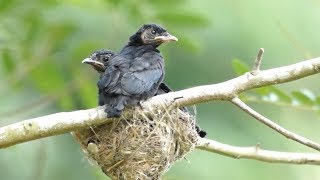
[251,48,264,75]
[230,97,320,152]
[197,138,320,165]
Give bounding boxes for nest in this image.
[72,106,199,180]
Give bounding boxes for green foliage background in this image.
[0,0,320,179]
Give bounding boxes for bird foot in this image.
[137,101,144,109]
[198,130,207,138]
[105,107,122,118]
[195,125,207,138]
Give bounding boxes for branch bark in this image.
[146,56,320,108]
[251,48,264,75]
[0,56,320,165]
[197,138,320,165]
[230,97,320,151]
[0,107,110,148]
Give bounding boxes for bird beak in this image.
[155,33,178,42]
[82,58,105,72]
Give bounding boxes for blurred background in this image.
[1,0,320,179]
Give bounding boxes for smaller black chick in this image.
[82,49,115,106]
[82,50,206,138]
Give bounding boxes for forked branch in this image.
[0,51,320,166]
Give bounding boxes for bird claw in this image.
[198,130,207,138]
[195,125,207,138]
[137,101,144,109]
[105,107,122,118]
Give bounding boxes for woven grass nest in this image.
[72,106,199,180]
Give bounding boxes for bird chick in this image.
[97,24,177,118]
[82,49,114,73]
[82,49,116,106]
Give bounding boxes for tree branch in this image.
[146,56,320,108]
[251,48,264,75]
[0,107,110,148]
[197,138,320,165]
[230,97,320,151]
[0,56,319,152]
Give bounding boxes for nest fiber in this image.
[72,107,199,180]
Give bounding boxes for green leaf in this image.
[150,0,185,6]
[104,0,122,7]
[291,90,315,106]
[300,89,316,100]
[254,87,271,95]
[0,0,14,12]
[253,86,291,104]
[231,59,249,75]
[265,87,292,103]
[316,96,320,105]
[1,49,16,74]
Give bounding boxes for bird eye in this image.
[102,55,110,62]
[151,30,156,34]
[103,57,110,62]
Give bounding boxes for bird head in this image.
[129,24,178,46]
[82,49,115,73]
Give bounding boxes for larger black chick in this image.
[97,24,178,118]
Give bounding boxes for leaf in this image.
[291,90,315,106]
[0,0,14,12]
[150,0,185,6]
[104,0,122,7]
[316,96,320,105]
[1,49,16,74]
[254,87,271,95]
[299,89,316,100]
[155,11,209,27]
[271,87,292,103]
[260,87,292,103]
[231,59,249,75]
